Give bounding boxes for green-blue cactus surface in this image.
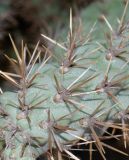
[1,0,129,160]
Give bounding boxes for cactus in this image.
[1,0,129,160]
[81,0,129,40]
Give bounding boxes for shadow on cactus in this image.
[1,2,129,160]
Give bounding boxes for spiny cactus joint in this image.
[0,0,129,160]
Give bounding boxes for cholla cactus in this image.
[1,1,129,160]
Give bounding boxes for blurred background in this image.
[0,0,101,55]
[0,0,128,57]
